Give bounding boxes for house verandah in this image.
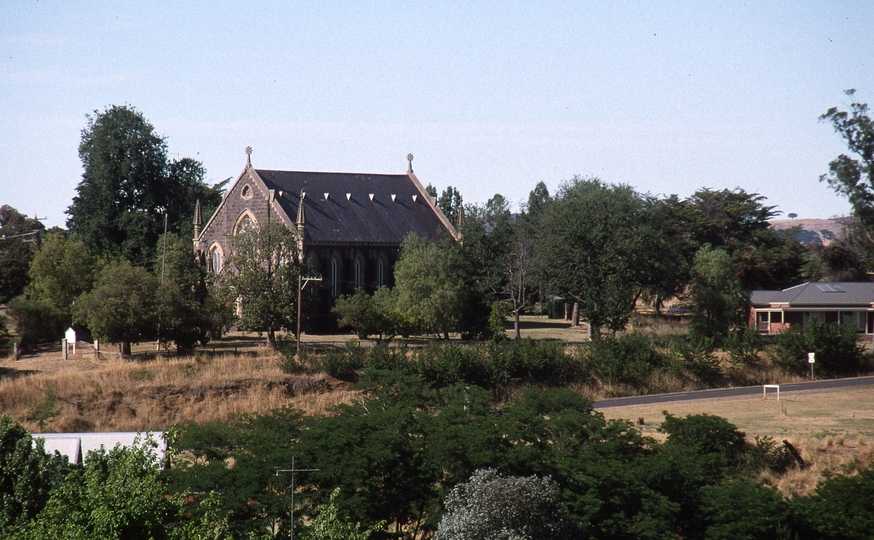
[749,282,874,335]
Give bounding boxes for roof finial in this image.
[245,146,253,167]
[407,153,414,174]
[296,190,306,227]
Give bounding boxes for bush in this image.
[317,341,367,381]
[587,333,663,387]
[435,468,585,540]
[6,296,64,348]
[772,321,865,375]
[365,343,409,372]
[671,337,721,385]
[489,339,578,386]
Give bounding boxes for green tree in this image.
[820,89,874,239]
[393,234,467,340]
[66,105,223,267]
[156,233,231,353]
[22,437,231,540]
[689,245,748,345]
[791,461,874,540]
[535,177,654,335]
[27,233,95,327]
[435,469,585,540]
[73,259,160,356]
[437,186,463,225]
[5,296,65,348]
[0,415,71,536]
[699,479,788,540]
[302,488,384,540]
[684,188,803,289]
[219,221,299,348]
[773,321,864,375]
[332,287,403,341]
[0,206,44,303]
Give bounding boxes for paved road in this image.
[593,375,874,409]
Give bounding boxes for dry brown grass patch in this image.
[0,353,357,433]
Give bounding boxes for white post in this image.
[62,339,68,360]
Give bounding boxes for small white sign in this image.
[808,352,815,364]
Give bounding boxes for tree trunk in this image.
[267,327,276,349]
[121,341,132,357]
[514,309,521,340]
[571,302,580,327]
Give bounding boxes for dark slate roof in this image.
[255,170,453,245]
[750,282,874,307]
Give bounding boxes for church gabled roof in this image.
[255,169,456,245]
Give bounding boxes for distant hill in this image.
[769,217,854,245]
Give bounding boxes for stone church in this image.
[193,149,459,330]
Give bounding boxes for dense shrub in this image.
[6,296,64,348]
[435,469,585,540]
[587,333,664,387]
[772,321,865,375]
[317,341,367,381]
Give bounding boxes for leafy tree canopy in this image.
[219,221,299,348]
[821,89,874,237]
[66,105,223,267]
[0,206,44,303]
[27,233,95,327]
[73,259,160,355]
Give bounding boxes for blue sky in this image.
[2,1,872,228]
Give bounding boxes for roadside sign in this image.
[808,352,815,364]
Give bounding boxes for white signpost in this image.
[808,352,815,380]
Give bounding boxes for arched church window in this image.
[331,256,341,298]
[354,256,364,289]
[210,244,223,273]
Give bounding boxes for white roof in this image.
[34,431,165,465]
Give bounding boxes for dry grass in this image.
[599,386,874,495]
[0,352,355,433]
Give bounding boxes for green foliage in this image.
[535,177,659,333]
[689,245,748,346]
[772,321,865,375]
[437,186,463,225]
[22,436,232,540]
[129,369,155,381]
[156,233,228,353]
[394,234,468,339]
[301,488,384,540]
[316,340,366,380]
[27,233,95,327]
[0,415,70,535]
[699,479,789,540]
[820,89,874,238]
[6,296,65,348]
[791,461,874,540]
[435,468,585,540]
[724,326,761,365]
[487,302,510,341]
[73,259,160,355]
[219,221,299,348]
[66,105,223,267]
[671,337,722,385]
[586,332,664,387]
[26,387,59,430]
[165,408,303,538]
[0,206,45,304]
[684,188,802,290]
[659,412,748,476]
[332,287,401,340]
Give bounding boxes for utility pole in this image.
[157,208,168,351]
[296,274,322,352]
[275,456,319,540]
